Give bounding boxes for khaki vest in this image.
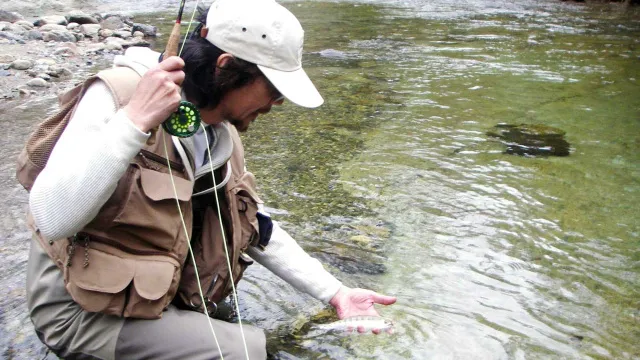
[26,67,262,319]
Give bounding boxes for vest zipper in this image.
[77,232,180,262]
[139,149,185,172]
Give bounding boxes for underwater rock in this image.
[313,251,387,275]
[486,123,570,156]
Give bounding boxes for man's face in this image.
[220,75,285,132]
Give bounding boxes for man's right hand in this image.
[124,56,186,133]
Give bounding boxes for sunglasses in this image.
[265,77,285,103]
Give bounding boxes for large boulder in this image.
[66,10,98,25]
[34,15,68,27]
[0,10,24,23]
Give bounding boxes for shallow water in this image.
[1,0,639,359]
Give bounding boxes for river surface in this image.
[1,0,639,359]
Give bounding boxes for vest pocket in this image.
[64,244,180,319]
[113,166,193,251]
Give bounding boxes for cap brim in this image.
[258,65,324,108]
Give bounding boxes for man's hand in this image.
[124,56,186,133]
[329,286,397,334]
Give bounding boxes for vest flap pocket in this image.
[140,168,193,201]
[133,259,176,301]
[69,250,135,293]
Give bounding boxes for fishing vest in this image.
[22,67,262,319]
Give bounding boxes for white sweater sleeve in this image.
[245,221,342,303]
[29,80,150,240]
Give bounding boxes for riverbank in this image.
[0,10,158,100]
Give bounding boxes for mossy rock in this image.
[487,123,571,157]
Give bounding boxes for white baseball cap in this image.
[205,0,324,108]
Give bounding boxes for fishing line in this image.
[159,1,250,358]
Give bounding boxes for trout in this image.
[314,316,394,333]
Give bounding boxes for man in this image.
[24,0,396,359]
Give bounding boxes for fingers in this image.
[158,56,185,71]
[372,293,397,306]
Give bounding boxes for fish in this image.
[313,316,394,334]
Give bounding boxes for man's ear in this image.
[215,53,234,75]
[200,26,209,38]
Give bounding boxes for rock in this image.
[0,54,15,63]
[38,24,67,32]
[66,10,98,25]
[0,10,24,23]
[7,23,27,35]
[100,16,126,30]
[98,29,113,38]
[46,65,72,78]
[66,22,79,30]
[133,31,144,38]
[35,58,56,66]
[34,15,68,27]
[113,30,131,39]
[79,23,101,38]
[36,73,51,81]
[132,23,157,37]
[0,69,11,76]
[14,20,34,30]
[0,31,24,43]
[10,59,33,70]
[86,42,107,53]
[43,30,76,43]
[105,41,123,51]
[124,38,150,48]
[73,32,84,41]
[0,21,9,31]
[27,78,49,87]
[27,30,43,40]
[54,42,79,55]
[486,123,571,156]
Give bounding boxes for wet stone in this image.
[486,123,571,157]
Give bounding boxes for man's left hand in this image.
[329,286,397,334]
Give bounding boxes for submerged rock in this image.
[487,123,571,156]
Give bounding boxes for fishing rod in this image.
[157,0,201,140]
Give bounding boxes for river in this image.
[1,0,638,359]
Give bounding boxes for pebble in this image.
[14,20,34,31]
[0,54,15,63]
[67,22,80,31]
[66,11,98,25]
[27,78,49,87]
[10,59,33,70]
[43,30,76,43]
[36,73,51,81]
[27,30,43,40]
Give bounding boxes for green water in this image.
[239,2,640,359]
